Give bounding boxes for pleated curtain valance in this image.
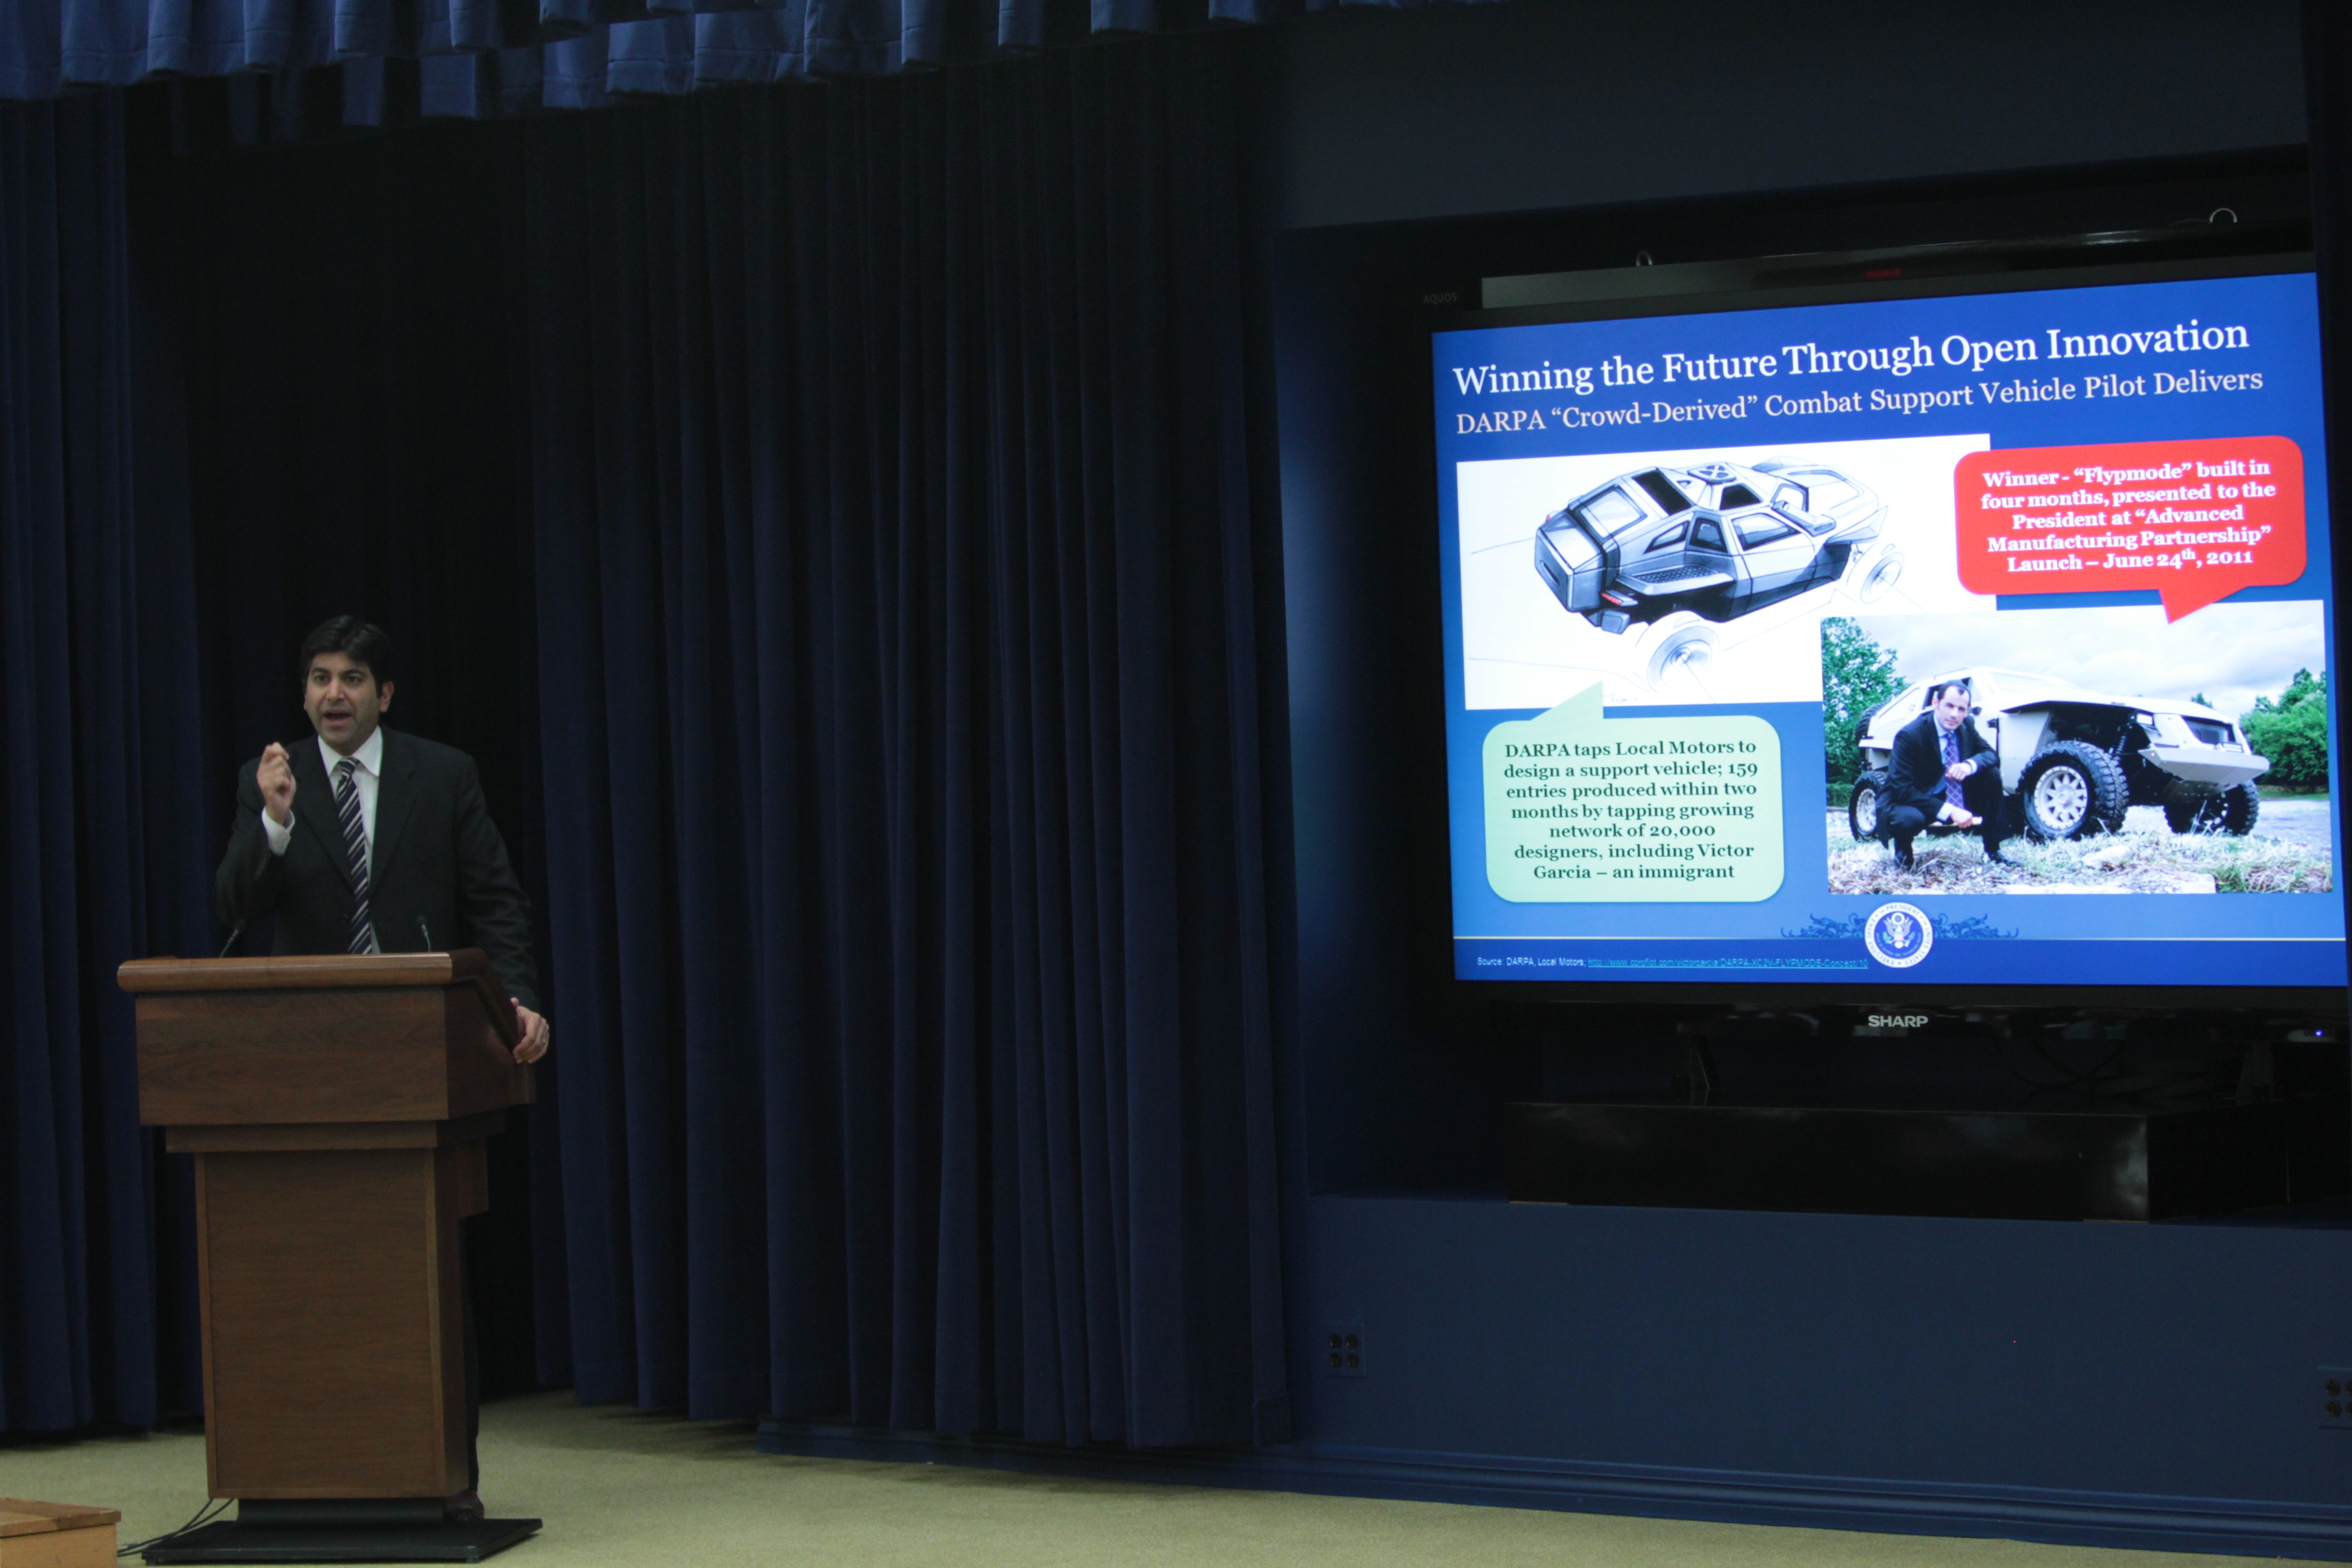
[0,0,1496,113]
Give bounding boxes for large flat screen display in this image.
[1434,259,2343,990]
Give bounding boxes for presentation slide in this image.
[1434,270,2343,986]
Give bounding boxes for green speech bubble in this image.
[1484,683,1784,903]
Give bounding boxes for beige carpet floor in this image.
[0,1391,2260,1568]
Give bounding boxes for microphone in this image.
[418,916,436,952]
[218,920,248,960]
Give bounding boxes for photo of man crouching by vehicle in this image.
[1824,606,2332,895]
[1877,680,2008,871]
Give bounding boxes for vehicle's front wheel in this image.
[1848,769,1890,842]
[2019,741,2129,840]
[2164,781,2262,836]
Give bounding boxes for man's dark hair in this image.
[299,617,396,686]
[1928,679,1972,705]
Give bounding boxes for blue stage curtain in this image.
[522,36,1290,1443]
[138,107,554,1396]
[1,0,1509,116]
[0,91,212,1435]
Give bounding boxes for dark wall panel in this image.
[1296,1195,2352,1502]
[1274,0,2306,229]
[1266,0,2348,1518]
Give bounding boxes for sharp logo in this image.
[1869,1014,1931,1029]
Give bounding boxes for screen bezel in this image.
[1419,230,2349,1010]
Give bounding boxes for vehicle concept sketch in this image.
[1533,460,1900,684]
[1845,667,2271,842]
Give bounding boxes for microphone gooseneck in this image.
[218,920,248,960]
[418,916,435,952]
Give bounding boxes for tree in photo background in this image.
[1820,617,1906,787]
[2242,669,2330,794]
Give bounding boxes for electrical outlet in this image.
[2319,1367,2352,1428]
[1322,1321,1366,1378]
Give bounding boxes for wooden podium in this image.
[119,952,541,1563]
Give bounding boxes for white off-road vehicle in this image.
[1845,667,2269,842]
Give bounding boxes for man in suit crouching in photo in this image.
[1878,679,2009,871]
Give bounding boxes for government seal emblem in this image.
[1863,902,1933,969]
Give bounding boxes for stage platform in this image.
[0,1390,2294,1568]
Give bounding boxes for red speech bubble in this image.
[1954,436,2305,620]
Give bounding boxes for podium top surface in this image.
[120,951,495,995]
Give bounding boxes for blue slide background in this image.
[1434,272,2344,985]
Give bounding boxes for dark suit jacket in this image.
[216,729,541,1012]
[1882,709,1999,838]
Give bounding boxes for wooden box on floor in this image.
[120,952,531,1502]
[0,1501,120,1568]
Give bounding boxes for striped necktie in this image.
[1941,727,1965,808]
[334,756,379,954]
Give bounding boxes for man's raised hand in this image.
[258,742,297,826]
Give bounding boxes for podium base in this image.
[143,1506,540,1564]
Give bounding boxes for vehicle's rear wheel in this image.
[1847,770,1890,842]
[1641,612,1717,688]
[2019,741,2129,840]
[2164,781,2261,836]
[1855,548,1904,604]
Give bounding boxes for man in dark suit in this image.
[1878,678,2007,871]
[216,617,551,1049]
[215,615,547,1520]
